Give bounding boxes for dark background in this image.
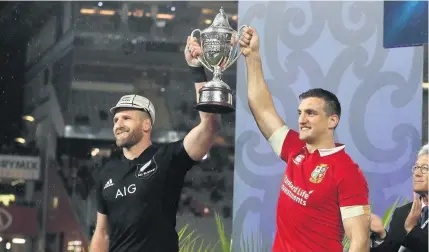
[384,0,428,48]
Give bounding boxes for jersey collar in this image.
[304,144,345,157]
[318,145,345,157]
[121,144,157,163]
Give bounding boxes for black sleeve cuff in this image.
[405,225,422,239]
[189,66,208,83]
[370,230,387,244]
[178,139,198,168]
[403,225,428,251]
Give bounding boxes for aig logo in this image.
[115,184,136,199]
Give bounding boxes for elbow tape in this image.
[268,125,289,156]
[340,205,371,220]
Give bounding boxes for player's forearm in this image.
[90,232,109,252]
[182,82,221,161]
[245,53,285,139]
[245,54,277,121]
[183,88,221,161]
[348,236,370,252]
[343,209,371,252]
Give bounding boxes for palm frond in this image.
[178,221,214,252]
[85,199,407,252]
[215,212,231,252]
[179,199,404,252]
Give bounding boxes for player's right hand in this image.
[239,27,259,57]
[185,36,202,67]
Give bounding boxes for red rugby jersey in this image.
[271,129,369,252]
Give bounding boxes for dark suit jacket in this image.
[371,202,428,252]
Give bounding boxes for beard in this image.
[115,129,144,148]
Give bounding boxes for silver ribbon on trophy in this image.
[190,7,248,114]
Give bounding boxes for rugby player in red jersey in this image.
[239,27,371,252]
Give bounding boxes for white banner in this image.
[0,155,41,180]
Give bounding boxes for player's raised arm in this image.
[183,36,221,161]
[239,27,287,139]
[239,27,289,155]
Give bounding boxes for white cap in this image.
[110,94,155,124]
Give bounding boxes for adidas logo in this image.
[104,179,114,189]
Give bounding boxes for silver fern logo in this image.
[136,158,157,178]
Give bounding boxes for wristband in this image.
[189,66,208,83]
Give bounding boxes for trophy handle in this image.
[224,25,248,70]
[190,29,214,72]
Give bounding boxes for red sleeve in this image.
[337,164,369,207]
[280,130,306,162]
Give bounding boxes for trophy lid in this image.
[207,7,233,32]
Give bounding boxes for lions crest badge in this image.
[309,164,329,183]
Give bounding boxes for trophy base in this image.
[196,85,234,114]
[196,102,235,114]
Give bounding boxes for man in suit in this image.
[370,144,428,252]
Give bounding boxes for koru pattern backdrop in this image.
[233,1,423,250]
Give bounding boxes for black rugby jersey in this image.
[96,140,196,252]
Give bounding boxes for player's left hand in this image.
[185,36,202,67]
[404,192,422,233]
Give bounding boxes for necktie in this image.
[418,206,428,227]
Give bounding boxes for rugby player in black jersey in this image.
[89,37,220,252]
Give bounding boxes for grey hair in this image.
[418,143,429,157]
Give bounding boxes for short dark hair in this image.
[299,88,341,118]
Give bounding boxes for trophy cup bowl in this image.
[190,7,247,114]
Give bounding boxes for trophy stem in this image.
[212,66,222,81]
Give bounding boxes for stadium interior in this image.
[0,1,426,252]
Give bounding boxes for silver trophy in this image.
[190,7,247,114]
